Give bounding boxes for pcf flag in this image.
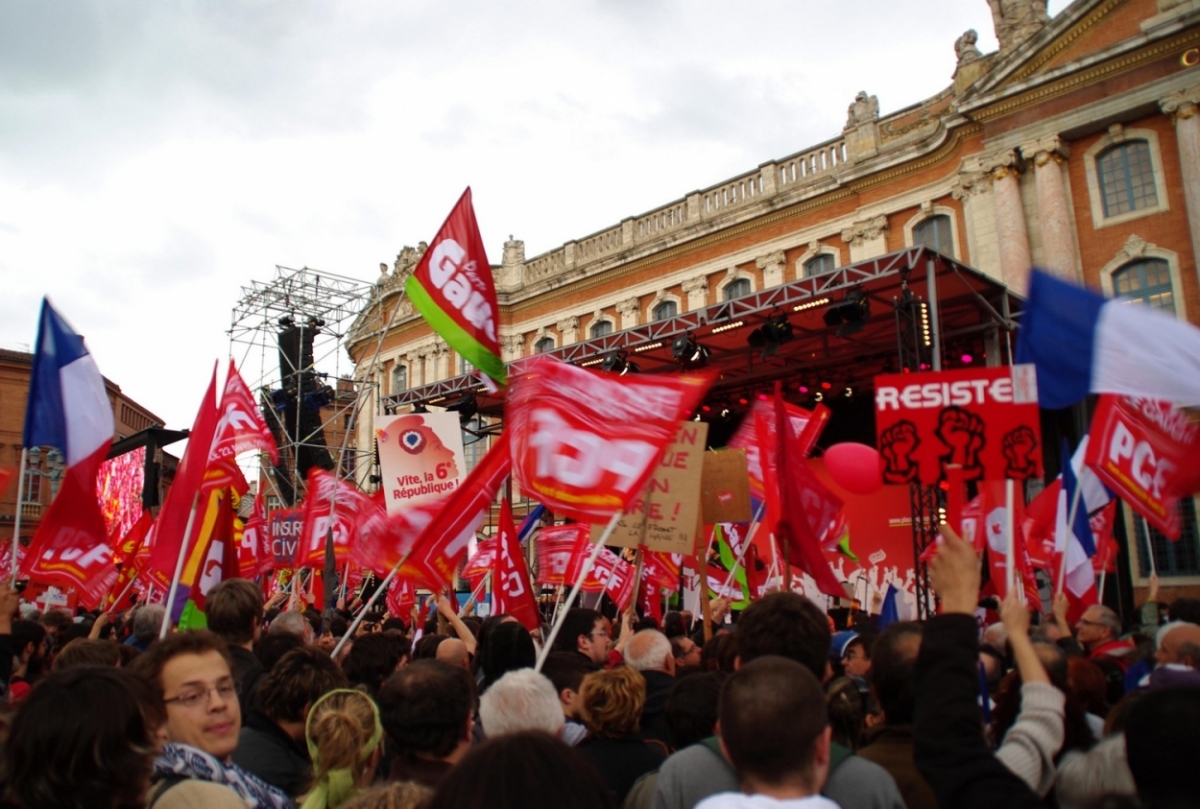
[507,356,714,522]
[20,299,117,607]
[405,188,505,387]
[491,500,541,631]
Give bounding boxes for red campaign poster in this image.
[874,365,1042,486]
[1085,395,1199,539]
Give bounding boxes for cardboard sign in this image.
[874,365,1042,486]
[1084,395,1199,539]
[591,422,708,554]
[701,449,752,525]
[376,412,467,513]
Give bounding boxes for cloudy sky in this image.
[0,0,1071,434]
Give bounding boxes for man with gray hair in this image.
[268,610,314,644]
[624,629,675,747]
[125,604,165,652]
[478,668,564,739]
[1075,604,1135,671]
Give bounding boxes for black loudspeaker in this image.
[275,324,334,489]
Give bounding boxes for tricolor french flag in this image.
[20,299,114,581]
[1016,270,1200,409]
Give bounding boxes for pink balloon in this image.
[823,443,883,495]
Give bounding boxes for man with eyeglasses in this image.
[552,608,610,667]
[133,630,292,809]
[1075,604,1136,671]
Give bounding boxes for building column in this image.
[616,297,641,330]
[756,250,786,288]
[1161,86,1200,281]
[841,215,889,263]
[557,316,579,345]
[682,276,709,310]
[1021,135,1078,281]
[982,150,1032,294]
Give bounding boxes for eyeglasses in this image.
[1077,618,1107,628]
[164,684,237,710]
[589,630,610,640]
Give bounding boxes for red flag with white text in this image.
[491,500,541,630]
[506,356,714,522]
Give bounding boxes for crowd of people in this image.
[0,525,1198,809]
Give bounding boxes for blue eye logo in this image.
[400,429,426,454]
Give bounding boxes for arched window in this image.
[1112,259,1174,312]
[459,355,474,376]
[534,336,555,354]
[652,300,678,321]
[590,320,613,338]
[1097,141,1159,218]
[913,214,955,258]
[724,278,751,301]
[390,364,407,394]
[804,254,835,277]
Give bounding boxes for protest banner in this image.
[592,421,709,554]
[376,411,467,513]
[874,364,1042,486]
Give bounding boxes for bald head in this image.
[1157,623,1200,668]
[436,638,470,669]
[624,630,674,675]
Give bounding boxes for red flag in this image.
[238,488,269,579]
[204,360,279,493]
[145,367,221,590]
[462,537,498,583]
[404,188,505,387]
[1085,395,1199,539]
[1090,503,1119,574]
[491,500,541,630]
[105,511,154,610]
[507,356,714,522]
[0,467,15,497]
[190,489,242,609]
[770,384,845,597]
[642,551,682,593]
[406,435,512,590]
[535,524,589,587]
[385,576,417,617]
[639,579,663,624]
[297,469,386,569]
[729,399,830,504]
[977,481,1040,606]
[563,527,614,594]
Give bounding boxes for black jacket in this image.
[913,614,1042,809]
[578,733,666,804]
[230,645,265,716]
[231,710,311,798]
[638,669,674,749]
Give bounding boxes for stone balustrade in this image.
[777,137,847,187]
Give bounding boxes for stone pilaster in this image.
[557,316,579,345]
[981,149,1032,294]
[1020,135,1078,281]
[841,215,889,262]
[682,275,710,310]
[756,250,787,288]
[1161,86,1200,284]
[616,297,641,330]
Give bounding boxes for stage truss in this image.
[229,265,384,504]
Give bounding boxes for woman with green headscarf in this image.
[301,689,384,809]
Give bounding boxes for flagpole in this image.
[107,572,139,613]
[462,572,490,616]
[332,549,415,659]
[535,511,622,672]
[1005,479,1022,604]
[720,503,767,596]
[161,492,201,639]
[1097,570,1107,602]
[699,528,714,642]
[1056,478,1085,595]
[10,448,28,585]
[1141,517,1157,578]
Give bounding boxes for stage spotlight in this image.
[765,314,793,343]
[821,381,832,390]
[844,386,854,398]
[413,402,429,413]
[601,350,627,373]
[823,289,870,337]
[277,315,295,329]
[672,334,709,367]
[814,391,824,402]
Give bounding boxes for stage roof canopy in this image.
[385,246,1022,418]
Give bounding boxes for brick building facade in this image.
[348,0,1200,600]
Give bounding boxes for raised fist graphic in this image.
[1003,425,1039,479]
[936,406,985,482]
[879,420,921,484]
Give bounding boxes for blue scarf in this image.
[154,743,294,809]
